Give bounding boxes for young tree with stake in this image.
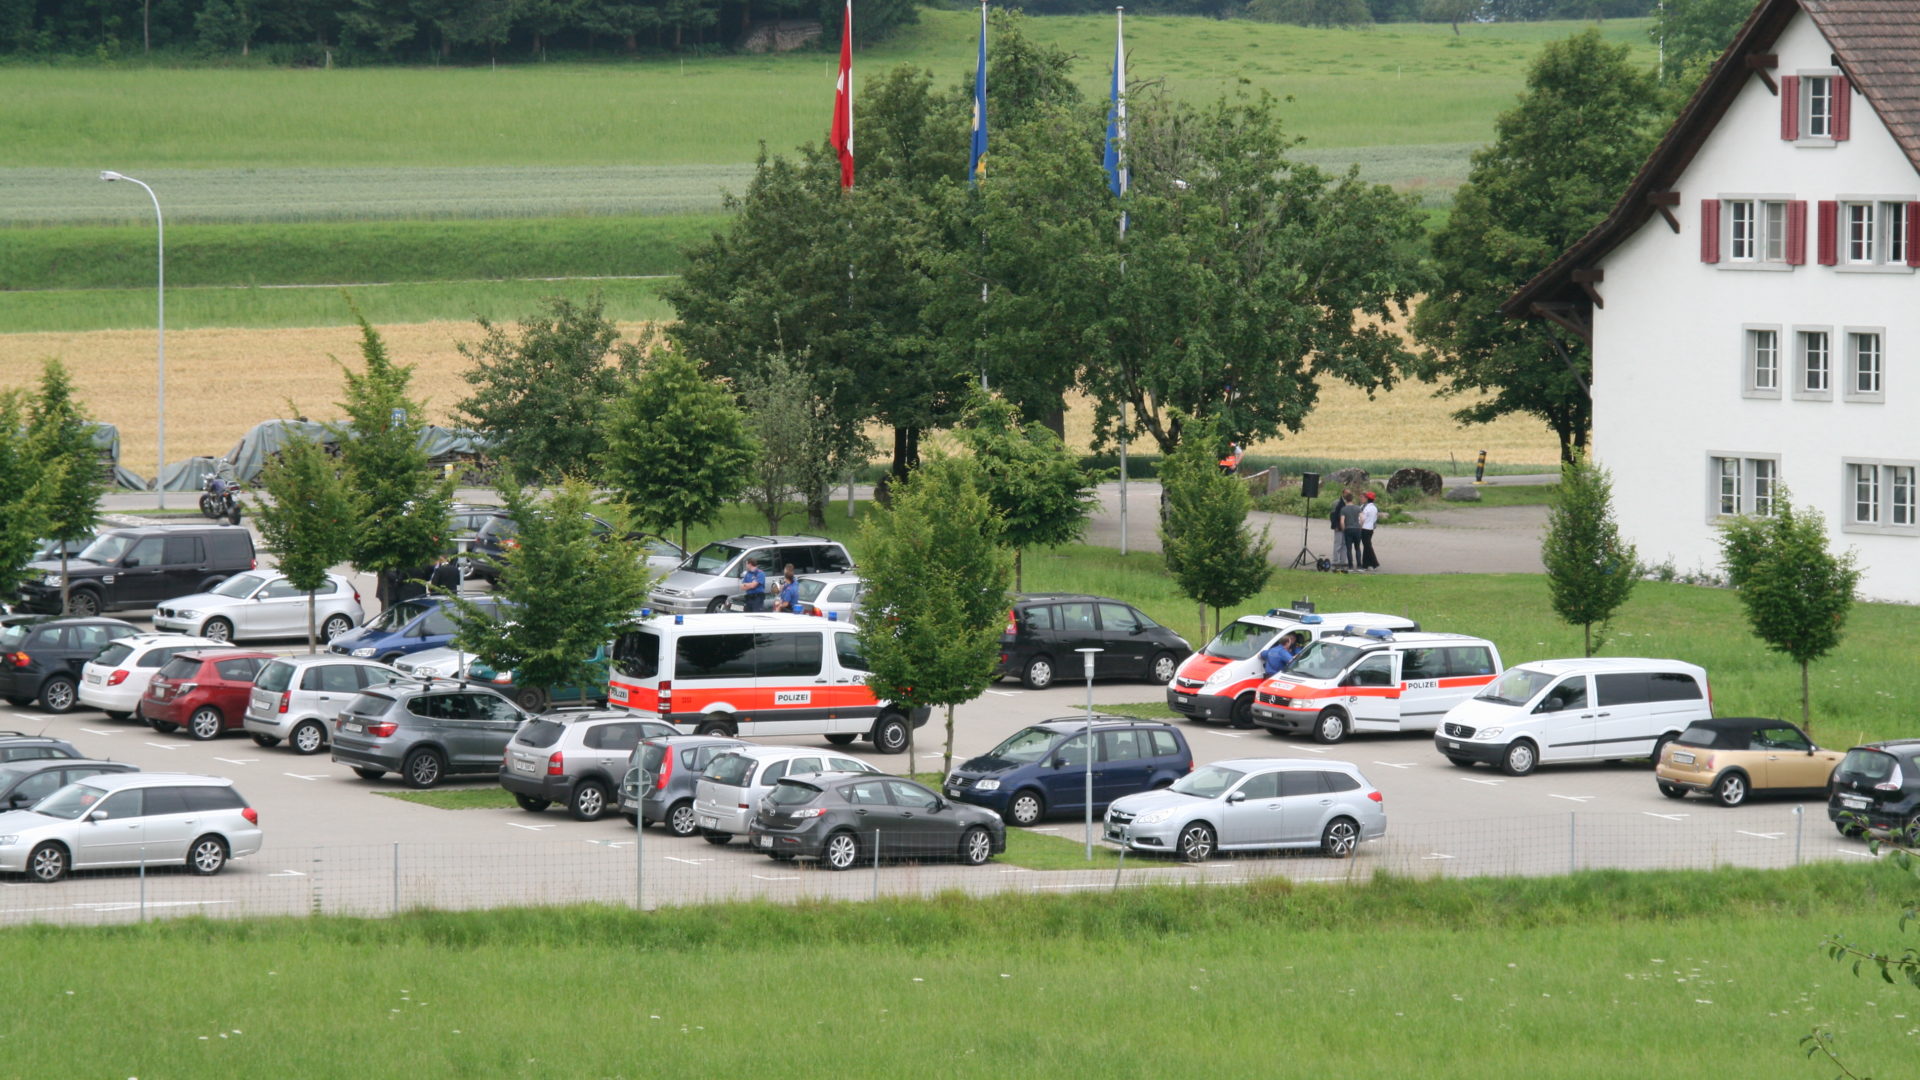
[1159,415,1272,639]
[954,392,1095,590]
[252,433,355,653]
[1540,455,1637,657]
[25,360,105,616]
[600,352,757,553]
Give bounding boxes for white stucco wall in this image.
[1591,11,1920,602]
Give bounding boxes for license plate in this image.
[86,673,103,684]
[1176,695,1190,704]
[947,788,961,798]
[343,722,363,733]
[758,836,772,849]
[1672,751,1695,765]
[1447,740,1461,750]
[700,814,718,829]
[513,760,536,774]
[1840,796,1869,809]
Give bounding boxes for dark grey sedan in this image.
[748,773,1007,870]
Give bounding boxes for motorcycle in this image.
[199,473,244,524]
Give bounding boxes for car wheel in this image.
[103,710,129,722]
[353,767,386,781]
[291,721,327,755]
[188,706,225,741]
[1501,740,1539,777]
[1021,656,1055,690]
[187,835,229,876]
[149,718,179,733]
[696,719,733,738]
[872,714,909,755]
[250,733,280,747]
[1177,822,1216,863]
[38,675,77,714]
[706,596,729,614]
[1312,708,1349,745]
[1712,772,1749,808]
[28,842,68,883]
[1657,781,1688,800]
[1229,694,1256,729]
[402,748,446,789]
[571,780,611,822]
[822,830,860,870]
[202,617,234,644]
[320,614,354,641]
[960,826,993,866]
[514,793,551,813]
[702,831,732,846]
[825,733,857,746]
[1445,756,1473,767]
[66,591,99,618]
[1321,817,1360,858]
[513,687,548,713]
[1148,651,1179,684]
[1006,790,1044,827]
[1649,733,1676,766]
[667,801,700,837]
[619,812,638,826]
[200,493,218,518]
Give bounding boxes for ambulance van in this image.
[1166,608,1420,728]
[1249,628,1503,744]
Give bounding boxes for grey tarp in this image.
[155,455,232,493]
[415,425,493,464]
[223,419,341,484]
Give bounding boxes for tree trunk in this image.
[890,426,921,486]
[943,703,956,778]
[1014,548,1023,591]
[679,521,689,555]
[59,550,70,615]
[625,33,637,52]
[806,487,828,531]
[1197,603,1207,646]
[1042,403,1066,442]
[1583,622,1592,658]
[1801,659,1811,732]
[308,593,319,655]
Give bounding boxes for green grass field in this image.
[5,862,1913,1078]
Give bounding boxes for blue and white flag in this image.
[1103,8,1127,200]
[970,1,988,185]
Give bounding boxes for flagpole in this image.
[974,0,990,391]
[1108,7,1129,555]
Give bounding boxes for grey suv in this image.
[648,535,854,615]
[499,712,677,821]
[243,655,399,755]
[330,680,531,788]
[619,734,749,835]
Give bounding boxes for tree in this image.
[953,391,1095,590]
[1422,0,1481,34]
[1717,490,1862,732]
[0,390,54,600]
[1158,415,1272,638]
[1247,0,1373,27]
[856,456,1012,775]
[25,359,104,616]
[1540,455,1637,656]
[1412,31,1662,462]
[453,295,644,486]
[736,349,833,533]
[444,479,656,703]
[599,350,756,552]
[1649,0,1751,80]
[332,313,456,610]
[252,433,355,653]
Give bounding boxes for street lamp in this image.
[100,170,166,509]
[1075,647,1102,860]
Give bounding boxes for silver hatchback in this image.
[243,655,399,755]
[691,746,881,842]
[1103,758,1386,862]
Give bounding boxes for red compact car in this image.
[142,649,275,741]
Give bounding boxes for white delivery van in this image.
[1434,657,1712,776]
[1167,609,1420,728]
[1249,629,1503,744]
[606,612,928,753]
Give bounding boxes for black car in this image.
[0,617,142,712]
[995,593,1191,690]
[748,773,1006,870]
[1829,739,1920,843]
[0,758,137,810]
[15,525,256,617]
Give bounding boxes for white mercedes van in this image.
[1435,657,1712,776]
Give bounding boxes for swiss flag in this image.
[830,1,853,188]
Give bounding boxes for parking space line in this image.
[1218,732,1243,738]
[506,823,555,832]
[1839,848,1880,859]
[750,874,800,881]
[1372,761,1416,769]
[1421,852,1455,860]
[1461,777,1503,786]
[9,712,38,721]
[1640,811,1688,821]
[282,773,328,781]
[983,690,1023,697]
[664,856,713,865]
[214,757,258,766]
[143,742,181,751]
[1548,794,1595,803]
[269,870,307,877]
[79,728,116,736]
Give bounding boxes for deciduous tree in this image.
[1541,455,1637,657]
[25,359,105,616]
[0,390,54,600]
[1649,0,1752,80]
[1158,414,1272,638]
[953,391,1095,590]
[252,433,355,652]
[599,350,755,552]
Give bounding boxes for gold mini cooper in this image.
[1655,717,1842,807]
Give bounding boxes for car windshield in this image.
[1285,641,1363,681]
[368,600,433,631]
[77,534,134,564]
[1202,619,1275,661]
[685,542,747,576]
[255,660,295,693]
[94,642,135,668]
[1171,765,1244,799]
[32,782,110,820]
[984,726,1061,764]
[212,573,266,598]
[769,780,822,806]
[1476,667,1557,707]
[704,753,754,787]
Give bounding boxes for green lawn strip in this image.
[1091,702,1183,722]
[5,862,1910,1078]
[375,788,520,811]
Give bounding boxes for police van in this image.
[1249,628,1503,744]
[607,612,928,753]
[1166,608,1420,727]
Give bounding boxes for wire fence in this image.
[0,806,1876,927]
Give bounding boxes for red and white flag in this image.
[830,0,854,188]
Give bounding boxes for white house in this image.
[1507,0,1920,602]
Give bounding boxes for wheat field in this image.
[0,322,1560,476]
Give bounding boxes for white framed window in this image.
[1886,202,1909,265]
[1843,460,1919,534]
[1744,325,1781,397]
[1805,75,1834,139]
[1708,454,1781,519]
[1834,197,1915,272]
[1723,198,1791,264]
[1795,328,1833,398]
[1846,202,1875,263]
[1846,328,1885,401]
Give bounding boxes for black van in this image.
[996,593,1191,690]
[15,525,256,617]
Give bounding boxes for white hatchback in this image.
[154,571,364,644]
[77,633,221,719]
[0,771,262,881]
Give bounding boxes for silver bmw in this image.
[155,571,364,644]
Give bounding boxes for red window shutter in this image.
[1781,75,1800,140]
[1787,200,1808,264]
[1817,200,1839,265]
[1700,199,1721,263]
[1834,76,1851,140]
[1907,201,1920,267]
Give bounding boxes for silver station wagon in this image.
[1103,758,1386,862]
[0,772,262,882]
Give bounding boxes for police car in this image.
[1166,609,1419,727]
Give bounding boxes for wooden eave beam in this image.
[1747,53,1778,95]
[1530,301,1592,347]
[1646,190,1681,233]
[1571,268,1605,309]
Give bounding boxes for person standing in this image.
[774,564,800,613]
[1339,493,1365,570]
[1359,492,1381,571]
[1328,490,1351,570]
[739,556,768,612]
[1262,632,1302,677]
[427,551,462,593]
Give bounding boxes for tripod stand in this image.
[1287,496,1319,570]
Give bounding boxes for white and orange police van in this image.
[1166,608,1419,727]
[1249,628,1503,744]
[606,612,928,754]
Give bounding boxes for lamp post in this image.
[100,171,166,509]
[1075,647,1102,860]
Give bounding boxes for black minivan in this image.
[1829,739,1920,843]
[995,593,1191,690]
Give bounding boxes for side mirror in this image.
[1226,791,1246,804]
[87,810,110,822]
[1535,699,1560,714]
[1050,757,1066,770]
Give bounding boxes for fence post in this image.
[871,830,880,902]
[1568,812,1577,874]
[392,842,400,914]
[1111,846,1128,892]
[636,800,645,912]
[1793,805,1804,867]
[139,844,147,922]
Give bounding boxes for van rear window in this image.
[612,630,660,680]
[517,720,564,749]
[704,753,753,787]
[254,660,295,693]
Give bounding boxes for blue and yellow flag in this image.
[970,2,988,185]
